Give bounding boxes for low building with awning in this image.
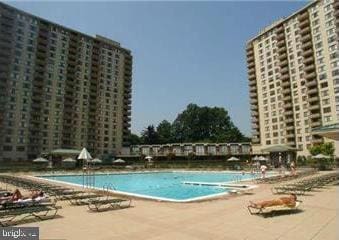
[312,123,339,157]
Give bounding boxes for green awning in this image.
[312,123,339,140]
[50,149,81,155]
[261,145,297,153]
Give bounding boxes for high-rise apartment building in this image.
[0,2,132,161]
[247,0,338,156]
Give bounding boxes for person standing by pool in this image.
[260,164,267,179]
[290,161,296,176]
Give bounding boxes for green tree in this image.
[141,125,159,144]
[171,103,247,143]
[125,133,141,145]
[156,120,173,143]
[309,142,335,156]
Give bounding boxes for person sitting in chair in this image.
[249,194,297,209]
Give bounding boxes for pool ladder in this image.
[103,183,117,192]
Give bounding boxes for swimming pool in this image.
[39,171,260,202]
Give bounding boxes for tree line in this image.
[126,103,250,145]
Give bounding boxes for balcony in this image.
[298,11,309,21]
[249,79,256,86]
[300,26,311,36]
[277,32,285,41]
[252,137,260,144]
[280,66,289,74]
[286,138,295,144]
[283,95,292,101]
[286,125,294,131]
[305,72,316,81]
[278,45,287,54]
[251,117,259,123]
[251,111,258,117]
[250,85,257,93]
[246,48,254,57]
[302,41,312,51]
[301,33,312,43]
[247,55,254,63]
[248,61,255,68]
[310,113,321,119]
[250,105,258,111]
[310,121,321,128]
[280,59,288,67]
[277,39,286,48]
[303,49,313,58]
[284,103,292,108]
[250,98,258,104]
[284,110,293,116]
[309,104,320,111]
[304,64,315,72]
[286,133,295,138]
[285,118,294,124]
[308,96,319,103]
[308,88,318,94]
[281,73,290,81]
[250,92,258,98]
[248,67,255,74]
[282,88,291,94]
[279,53,287,61]
[299,18,310,29]
[276,25,284,34]
[282,80,290,87]
[304,55,314,65]
[249,73,256,80]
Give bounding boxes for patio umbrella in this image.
[62,158,76,163]
[113,159,125,164]
[258,156,268,161]
[253,156,259,161]
[227,156,239,162]
[145,155,153,163]
[78,148,92,161]
[313,154,331,159]
[91,158,103,164]
[33,157,49,163]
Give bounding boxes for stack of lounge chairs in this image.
[256,168,317,184]
[272,172,339,195]
[0,175,132,212]
[0,194,61,226]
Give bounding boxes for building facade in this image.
[121,143,251,157]
[0,3,132,161]
[247,0,339,156]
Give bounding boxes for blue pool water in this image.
[40,171,260,201]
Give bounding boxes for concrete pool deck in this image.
[1,173,337,240]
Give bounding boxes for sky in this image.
[7,0,308,136]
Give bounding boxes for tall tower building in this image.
[247,0,338,156]
[0,2,132,161]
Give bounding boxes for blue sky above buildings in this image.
[7,1,308,136]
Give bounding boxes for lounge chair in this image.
[0,198,61,226]
[247,200,302,216]
[87,197,132,212]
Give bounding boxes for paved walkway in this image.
[1,177,338,240]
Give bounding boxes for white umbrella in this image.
[253,156,259,161]
[258,156,268,161]
[62,158,76,163]
[113,159,125,163]
[91,158,102,164]
[227,156,239,162]
[145,156,153,160]
[78,148,92,161]
[313,154,331,159]
[33,157,48,163]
